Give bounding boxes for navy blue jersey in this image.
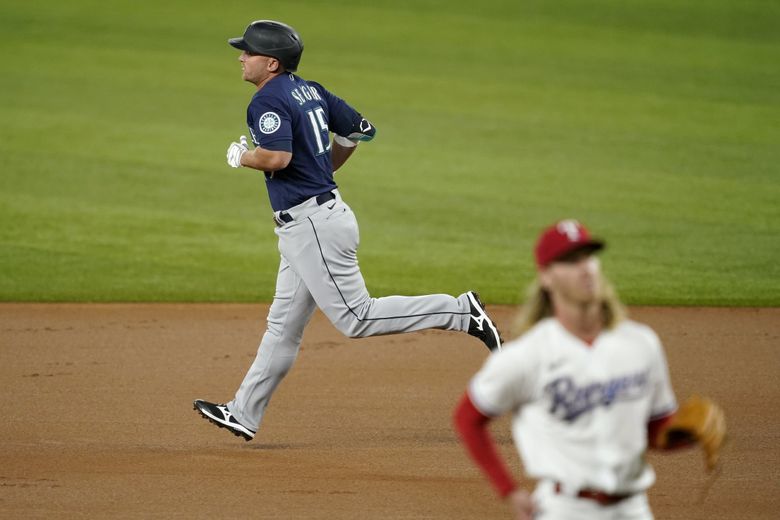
[246,73,368,211]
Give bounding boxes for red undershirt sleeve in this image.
[453,392,517,498]
[647,412,681,449]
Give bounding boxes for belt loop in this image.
[273,211,293,227]
[553,481,572,496]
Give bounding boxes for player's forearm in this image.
[331,139,357,172]
[648,412,691,450]
[453,393,518,498]
[241,147,292,172]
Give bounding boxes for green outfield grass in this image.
[1,0,778,305]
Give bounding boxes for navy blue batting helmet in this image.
[229,20,304,72]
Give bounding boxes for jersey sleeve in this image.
[647,329,678,420]
[468,342,537,417]
[247,95,293,152]
[309,81,376,141]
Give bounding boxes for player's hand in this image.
[226,136,249,168]
[507,489,535,520]
[655,394,726,471]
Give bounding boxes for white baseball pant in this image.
[226,191,473,430]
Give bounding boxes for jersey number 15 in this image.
[306,107,331,155]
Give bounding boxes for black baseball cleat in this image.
[466,291,503,352]
[193,399,256,441]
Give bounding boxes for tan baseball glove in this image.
[656,395,726,471]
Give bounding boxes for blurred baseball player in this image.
[453,220,725,519]
[194,20,502,441]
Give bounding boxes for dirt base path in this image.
[1,304,778,519]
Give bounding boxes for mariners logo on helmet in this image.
[259,112,281,134]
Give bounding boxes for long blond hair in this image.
[511,276,627,339]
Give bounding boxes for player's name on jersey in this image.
[290,83,323,106]
[545,370,650,422]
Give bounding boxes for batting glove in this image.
[226,136,249,168]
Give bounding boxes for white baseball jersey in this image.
[469,318,677,495]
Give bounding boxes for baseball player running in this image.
[454,220,726,519]
[194,20,502,441]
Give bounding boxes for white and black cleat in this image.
[466,291,503,352]
[193,399,256,441]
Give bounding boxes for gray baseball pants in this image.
[227,191,473,430]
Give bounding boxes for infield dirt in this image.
[1,304,778,519]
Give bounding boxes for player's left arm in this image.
[230,97,293,172]
[650,395,726,471]
[643,330,726,470]
[647,412,676,449]
[241,144,292,171]
[227,136,291,171]
[644,330,682,450]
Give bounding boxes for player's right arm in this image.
[507,489,535,520]
[453,392,518,497]
[453,344,538,512]
[311,82,376,173]
[330,136,357,172]
[328,115,374,173]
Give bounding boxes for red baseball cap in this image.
[534,219,605,268]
